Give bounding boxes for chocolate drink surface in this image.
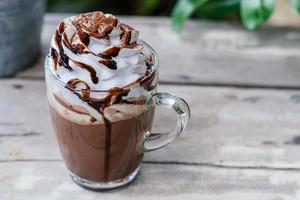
[50,104,154,182]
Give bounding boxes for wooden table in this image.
[1,14,300,200]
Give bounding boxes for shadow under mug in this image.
[45,41,190,190]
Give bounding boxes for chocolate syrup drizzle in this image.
[50,48,59,70]
[66,77,131,180]
[99,60,117,70]
[102,46,121,57]
[73,61,99,84]
[51,12,156,180]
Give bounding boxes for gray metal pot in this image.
[0,0,45,77]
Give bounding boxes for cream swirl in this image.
[49,11,151,92]
[48,12,155,121]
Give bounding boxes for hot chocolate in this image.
[46,11,157,183]
[46,11,190,190]
[49,98,154,182]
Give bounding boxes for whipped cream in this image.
[50,11,150,91]
[47,12,156,121]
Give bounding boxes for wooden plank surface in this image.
[2,14,300,199]
[17,14,300,88]
[2,79,300,169]
[1,162,300,200]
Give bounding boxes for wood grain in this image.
[2,79,300,169]
[17,14,300,88]
[1,161,300,200]
[3,14,300,198]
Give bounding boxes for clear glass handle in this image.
[144,93,191,152]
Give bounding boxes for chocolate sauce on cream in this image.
[140,71,156,91]
[73,61,99,84]
[102,46,121,57]
[99,60,117,70]
[78,30,90,46]
[50,48,59,69]
[54,24,72,71]
[98,53,112,60]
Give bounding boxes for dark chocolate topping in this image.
[54,22,73,71]
[140,71,156,91]
[78,30,90,46]
[120,31,131,44]
[102,46,121,57]
[98,53,112,60]
[99,60,117,70]
[73,12,117,40]
[50,48,59,70]
[73,61,99,84]
[66,78,91,100]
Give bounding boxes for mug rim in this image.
[45,40,159,93]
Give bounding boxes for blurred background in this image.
[46,0,175,15]
[46,0,300,30]
[0,0,299,77]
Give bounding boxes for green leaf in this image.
[290,0,300,13]
[261,0,275,20]
[240,0,275,30]
[195,0,240,19]
[136,0,160,15]
[171,0,209,32]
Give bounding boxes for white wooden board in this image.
[2,79,300,169]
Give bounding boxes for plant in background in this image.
[46,0,174,16]
[171,0,300,31]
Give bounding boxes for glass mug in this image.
[45,41,190,190]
